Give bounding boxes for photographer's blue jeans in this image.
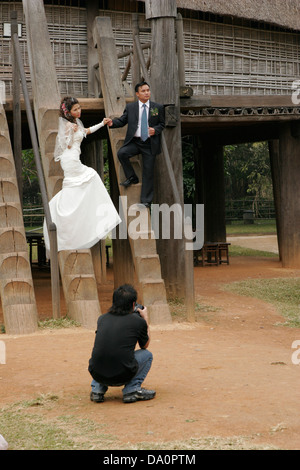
[91,349,153,396]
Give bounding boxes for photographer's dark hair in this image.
[108,284,137,316]
[135,81,150,93]
[59,96,79,123]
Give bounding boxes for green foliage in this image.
[22,149,42,205]
[224,142,273,201]
[102,140,110,192]
[181,139,273,205]
[182,137,195,203]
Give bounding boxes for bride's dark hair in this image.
[59,96,79,123]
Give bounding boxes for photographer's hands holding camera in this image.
[135,305,150,349]
[137,305,148,322]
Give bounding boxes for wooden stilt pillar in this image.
[192,135,204,208]
[268,139,281,260]
[278,123,300,267]
[201,141,226,243]
[107,142,135,289]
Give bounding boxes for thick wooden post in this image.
[278,123,300,267]
[268,140,282,260]
[201,141,226,243]
[145,0,188,299]
[107,141,136,289]
[176,13,185,88]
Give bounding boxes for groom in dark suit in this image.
[107,81,165,208]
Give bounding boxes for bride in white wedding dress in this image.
[43,96,121,254]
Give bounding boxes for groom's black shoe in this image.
[120,176,139,188]
[137,202,151,209]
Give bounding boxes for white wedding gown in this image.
[43,120,121,254]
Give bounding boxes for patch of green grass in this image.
[38,317,81,330]
[224,278,300,327]
[229,245,276,258]
[132,436,278,451]
[1,316,81,334]
[0,395,278,450]
[226,220,276,235]
[0,394,115,450]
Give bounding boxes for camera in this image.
[134,303,144,315]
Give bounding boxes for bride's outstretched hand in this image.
[103,117,113,126]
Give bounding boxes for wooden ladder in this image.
[23,0,101,328]
[93,17,171,324]
[0,104,38,334]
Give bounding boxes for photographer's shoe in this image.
[90,391,104,403]
[123,388,156,403]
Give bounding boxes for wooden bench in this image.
[195,242,231,266]
[26,231,47,267]
[218,242,231,265]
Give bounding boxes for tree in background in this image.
[22,149,41,205]
[224,142,273,201]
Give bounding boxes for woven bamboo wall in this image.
[0,2,299,100]
[0,1,88,98]
[183,17,300,95]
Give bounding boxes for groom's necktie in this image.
[141,104,148,141]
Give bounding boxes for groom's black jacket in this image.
[111,100,165,156]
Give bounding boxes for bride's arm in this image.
[85,118,110,135]
[65,122,76,149]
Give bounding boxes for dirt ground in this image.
[1,239,300,450]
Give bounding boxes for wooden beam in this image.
[4,94,298,113]
[11,11,23,205]
[210,95,297,108]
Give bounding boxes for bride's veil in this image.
[54,117,87,161]
[54,117,75,161]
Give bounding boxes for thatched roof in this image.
[142,0,300,31]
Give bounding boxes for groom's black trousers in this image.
[117,137,156,205]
